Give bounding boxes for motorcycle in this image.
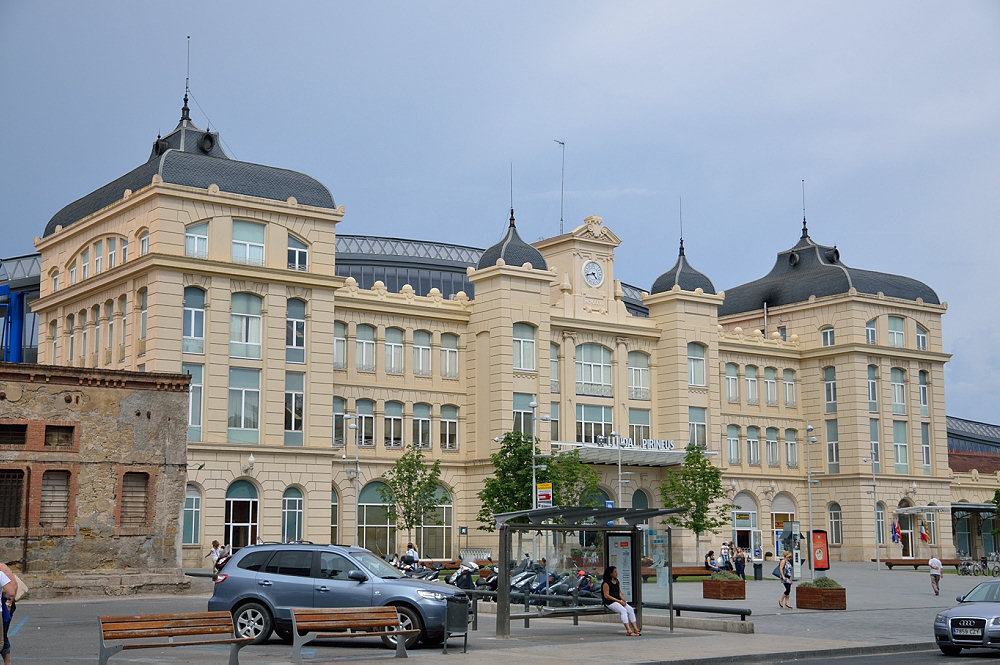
[446,560,480,589]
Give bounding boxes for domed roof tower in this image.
[650,238,716,294]
[476,209,547,271]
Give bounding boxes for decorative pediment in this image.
[572,215,622,246]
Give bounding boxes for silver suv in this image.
[208,543,467,648]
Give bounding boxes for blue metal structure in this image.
[0,253,40,363]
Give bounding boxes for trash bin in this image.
[443,595,470,654]
[753,562,763,581]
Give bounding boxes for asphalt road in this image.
[771,646,1000,662]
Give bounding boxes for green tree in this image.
[379,444,443,543]
[548,447,601,508]
[658,444,732,543]
[476,431,537,531]
[991,489,1000,540]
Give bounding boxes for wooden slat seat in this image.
[669,565,715,581]
[872,557,962,570]
[98,611,252,665]
[289,606,421,663]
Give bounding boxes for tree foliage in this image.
[379,444,443,542]
[658,444,732,537]
[476,432,601,531]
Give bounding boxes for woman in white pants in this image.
[601,565,639,636]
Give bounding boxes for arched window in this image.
[687,343,706,386]
[51,269,60,293]
[725,363,739,402]
[49,320,58,363]
[746,426,760,465]
[868,365,878,412]
[550,343,560,393]
[828,503,843,544]
[183,484,201,545]
[415,486,453,559]
[81,247,90,279]
[79,310,88,362]
[632,489,650,510]
[440,333,459,378]
[230,293,262,359]
[333,321,347,369]
[286,298,306,363]
[138,230,149,256]
[875,501,886,545]
[513,323,536,371]
[764,367,777,405]
[916,325,928,351]
[821,326,835,346]
[105,299,114,355]
[745,365,758,404]
[727,424,740,464]
[784,428,798,466]
[356,399,375,447]
[183,287,206,353]
[225,480,259,551]
[384,401,403,448]
[330,487,339,544]
[413,330,432,376]
[628,351,650,399]
[282,487,304,542]
[576,343,612,396]
[783,369,796,406]
[413,403,432,448]
[919,371,929,417]
[824,366,837,413]
[891,367,906,415]
[766,427,779,466]
[440,405,459,450]
[67,314,75,362]
[358,481,396,556]
[866,318,877,344]
[185,222,208,259]
[288,235,308,271]
[356,324,375,371]
[385,327,404,374]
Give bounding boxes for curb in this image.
[637,641,939,664]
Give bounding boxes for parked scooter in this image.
[446,559,480,589]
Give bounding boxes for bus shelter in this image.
[493,506,684,637]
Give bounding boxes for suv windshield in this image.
[353,550,403,578]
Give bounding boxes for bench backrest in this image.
[291,606,401,632]
[100,612,237,640]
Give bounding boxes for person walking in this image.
[778,551,794,609]
[601,566,640,637]
[733,546,747,580]
[0,562,18,665]
[719,541,731,570]
[205,540,224,566]
[929,555,943,596]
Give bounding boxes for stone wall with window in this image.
[0,362,188,592]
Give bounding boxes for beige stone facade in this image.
[0,362,188,578]
[27,114,959,568]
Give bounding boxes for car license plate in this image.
[953,627,982,636]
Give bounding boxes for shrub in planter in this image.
[796,576,846,610]
[703,570,745,600]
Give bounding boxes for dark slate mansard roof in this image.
[476,209,548,271]
[650,239,716,295]
[44,96,335,237]
[718,220,939,317]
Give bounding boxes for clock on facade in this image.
[583,260,604,287]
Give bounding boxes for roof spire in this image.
[180,35,192,124]
[679,237,685,256]
[678,196,685,256]
[800,179,809,239]
[509,207,516,227]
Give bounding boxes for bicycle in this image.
[958,556,974,576]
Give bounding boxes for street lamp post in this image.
[529,401,539,511]
[343,414,359,545]
[863,456,879,573]
[805,423,818,581]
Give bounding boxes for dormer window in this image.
[821,326,835,346]
[185,223,208,259]
[288,236,308,271]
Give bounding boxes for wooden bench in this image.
[669,565,715,581]
[872,558,962,570]
[289,606,421,663]
[98,611,252,665]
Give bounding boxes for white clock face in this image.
[583,260,604,287]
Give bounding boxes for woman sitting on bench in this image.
[704,550,720,572]
[602,566,640,637]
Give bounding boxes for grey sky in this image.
[1,1,997,422]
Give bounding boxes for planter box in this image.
[702,579,746,600]
[795,586,846,610]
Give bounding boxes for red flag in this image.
[920,524,930,542]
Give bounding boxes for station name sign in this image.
[591,437,676,451]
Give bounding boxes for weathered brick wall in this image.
[0,364,188,573]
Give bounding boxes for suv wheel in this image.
[233,601,273,644]
[381,605,423,650]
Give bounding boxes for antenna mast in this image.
[801,179,809,238]
[554,139,565,234]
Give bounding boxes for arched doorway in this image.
[897,499,914,557]
[225,480,259,551]
[358,481,396,556]
[771,493,797,557]
[732,492,762,559]
[282,487,304,542]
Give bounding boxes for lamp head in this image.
[806,424,814,432]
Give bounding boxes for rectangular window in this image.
[826,419,839,473]
[629,408,650,442]
[51,272,59,292]
[413,404,431,449]
[183,363,203,441]
[120,472,148,526]
[765,428,779,466]
[0,425,27,446]
[866,319,876,344]
[688,407,706,448]
[0,470,24,527]
[870,418,880,473]
[44,425,74,447]
[824,366,837,414]
[821,327,835,346]
[576,344,613,397]
[746,427,760,466]
[891,368,906,415]
[138,290,148,341]
[926,511,936,544]
[441,334,459,378]
[440,405,458,451]
[919,374,929,418]
[764,368,777,406]
[106,301,114,353]
[185,223,208,259]
[727,426,740,464]
[726,370,739,403]
[512,323,536,371]
[228,367,260,443]
[357,402,375,447]
[513,393,535,437]
[785,429,797,466]
[40,470,70,528]
[628,352,650,400]
[69,264,76,285]
[81,249,89,279]
[183,295,205,354]
[384,402,403,448]
[687,344,706,386]
[120,240,128,264]
[916,327,927,351]
[355,326,375,372]
[139,233,149,256]
[333,322,347,369]
[876,504,884,545]
[893,420,908,473]
[288,238,309,271]
[783,369,796,406]
[183,487,201,545]
[332,397,345,448]
[230,294,262,359]
[413,331,431,377]
[550,344,560,393]
[868,366,878,412]
[385,329,404,374]
[232,221,265,265]
[284,372,304,446]
[888,316,904,347]
[549,402,560,440]
[94,240,103,274]
[286,302,306,364]
[107,238,116,269]
[745,367,758,405]
[829,506,842,545]
[921,422,931,471]
[575,403,612,444]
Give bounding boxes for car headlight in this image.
[991,617,1000,626]
[935,614,948,624]
[417,589,448,601]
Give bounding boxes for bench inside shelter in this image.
[98,611,252,665]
